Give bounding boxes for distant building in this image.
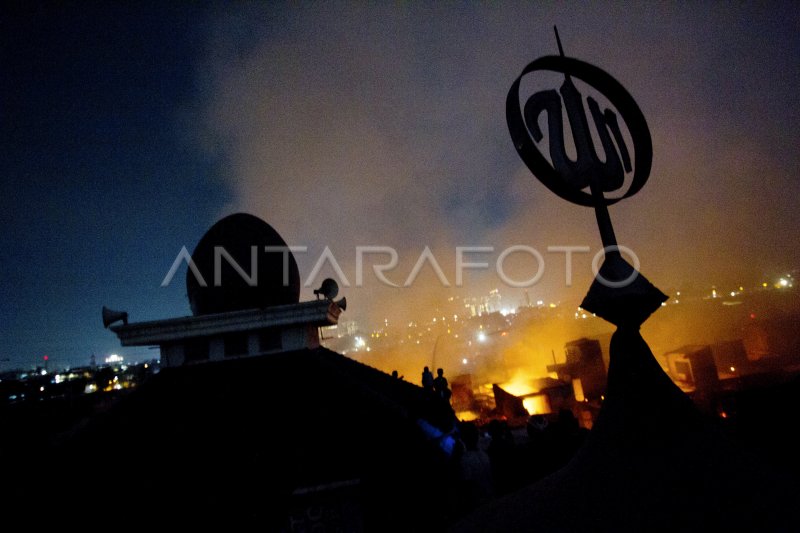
[493,378,574,421]
[450,373,476,413]
[463,289,502,317]
[547,338,607,403]
[663,345,720,394]
[487,288,501,314]
[743,315,800,361]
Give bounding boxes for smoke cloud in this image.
[192,3,800,332]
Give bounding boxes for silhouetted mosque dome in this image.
[187,213,300,315]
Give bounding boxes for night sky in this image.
[2,3,798,371]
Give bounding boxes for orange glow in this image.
[500,381,536,396]
[572,378,585,402]
[456,410,481,422]
[522,395,551,415]
[499,370,539,396]
[330,279,799,402]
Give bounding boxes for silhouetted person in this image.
[455,421,493,513]
[486,419,517,494]
[422,366,434,391]
[391,370,403,380]
[550,408,587,465]
[433,368,451,401]
[523,414,555,482]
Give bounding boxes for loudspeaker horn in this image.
[102,306,129,328]
[335,297,347,311]
[314,278,339,301]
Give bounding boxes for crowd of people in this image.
[444,410,588,519]
[409,365,588,520]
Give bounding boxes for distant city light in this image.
[730,366,735,372]
[477,332,487,343]
[105,354,123,364]
[462,358,468,365]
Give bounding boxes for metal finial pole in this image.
[554,26,565,57]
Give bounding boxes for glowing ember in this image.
[456,410,481,422]
[522,395,551,416]
[500,380,537,397]
[498,370,540,397]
